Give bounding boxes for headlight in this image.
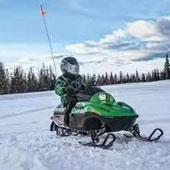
[99,93,107,101]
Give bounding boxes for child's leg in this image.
[64,96,77,126]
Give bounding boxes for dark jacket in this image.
[55,74,85,106]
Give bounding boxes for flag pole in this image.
[40,5,57,75]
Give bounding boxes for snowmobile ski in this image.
[126,124,164,142]
[79,130,116,149]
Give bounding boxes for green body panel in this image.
[71,92,138,118]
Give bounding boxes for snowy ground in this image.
[0,80,170,170]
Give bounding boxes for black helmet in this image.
[60,57,79,76]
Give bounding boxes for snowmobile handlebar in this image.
[68,85,105,101]
[76,93,91,100]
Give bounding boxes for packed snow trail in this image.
[0,80,170,170]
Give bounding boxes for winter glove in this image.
[70,76,86,92]
[65,86,76,96]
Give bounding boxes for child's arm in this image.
[55,77,67,96]
[55,77,75,106]
[55,77,74,96]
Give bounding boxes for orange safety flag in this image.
[40,5,47,16]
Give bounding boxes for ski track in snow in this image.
[0,80,170,170]
[0,106,54,119]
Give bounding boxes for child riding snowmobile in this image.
[55,57,85,126]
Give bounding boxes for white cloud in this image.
[0,44,63,73]
[99,29,127,44]
[65,16,170,62]
[63,16,170,74]
[127,20,158,39]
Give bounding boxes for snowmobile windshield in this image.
[76,86,105,102]
[90,92,115,105]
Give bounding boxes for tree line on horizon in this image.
[0,54,170,95]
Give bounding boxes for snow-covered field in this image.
[0,80,170,170]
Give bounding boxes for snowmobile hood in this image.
[72,92,138,118]
[88,101,138,118]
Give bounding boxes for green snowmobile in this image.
[50,86,163,149]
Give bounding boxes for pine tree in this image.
[114,74,118,84]
[126,73,130,83]
[0,62,10,94]
[0,62,6,94]
[141,73,146,82]
[48,66,56,90]
[152,69,160,81]
[38,64,52,91]
[146,72,152,82]
[85,74,96,86]
[160,70,166,80]
[135,70,140,82]
[151,70,156,81]
[96,74,104,86]
[109,72,114,84]
[104,72,109,85]
[11,66,27,93]
[27,67,38,92]
[101,74,105,85]
[156,69,160,81]
[91,74,96,86]
[119,71,123,84]
[164,53,170,79]
[130,74,136,82]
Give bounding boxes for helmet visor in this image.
[66,63,79,75]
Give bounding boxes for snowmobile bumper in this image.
[103,115,138,131]
[69,113,138,132]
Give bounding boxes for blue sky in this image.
[0,0,169,44]
[0,0,170,73]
